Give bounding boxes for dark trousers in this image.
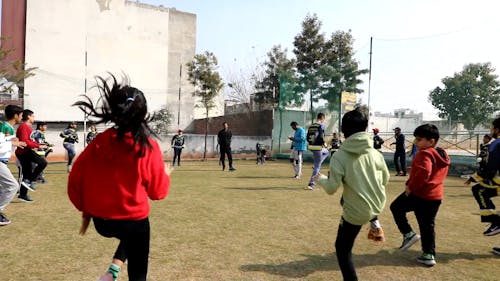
[390,192,441,255]
[335,217,362,281]
[471,183,500,223]
[93,217,150,281]
[220,146,233,169]
[17,150,47,197]
[393,151,406,174]
[173,148,182,165]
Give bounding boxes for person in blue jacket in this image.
[289,121,307,179]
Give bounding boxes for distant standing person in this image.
[306,113,329,190]
[60,121,79,172]
[372,128,384,152]
[217,122,236,171]
[330,132,342,156]
[391,127,407,176]
[86,123,98,145]
[289,121,307,179]
[171,129,185,166]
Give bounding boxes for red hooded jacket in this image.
[406,147,450,200]
[67,128,170,220]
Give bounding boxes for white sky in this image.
[4,0,500,119]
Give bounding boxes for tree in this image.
[293,14,326,121]
[150,106,173,137]
[186,51,224,160]
[429,62,500,132]
[253,45,300,109]
[0,37,37,98]
[319,30,368,130]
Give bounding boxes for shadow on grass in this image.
[224,187,303,191]
[240,250,495,278]
[235,176,294,179]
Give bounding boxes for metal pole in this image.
[177,63,182,128]
[368,37,373,110]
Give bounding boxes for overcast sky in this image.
[4,0,500,119]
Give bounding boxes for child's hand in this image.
[165,163,174,176]
[464,179,472,185]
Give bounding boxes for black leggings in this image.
[17,150,47,197]
[335,217,362,281]
[93,217,150,281]
[173,148,182,165]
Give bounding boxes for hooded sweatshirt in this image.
[317,132,389,225]
[67,128,170,220]
[406,146,450,200]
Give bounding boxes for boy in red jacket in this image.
[390,124,450,267]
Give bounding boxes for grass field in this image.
[0,160,499,281]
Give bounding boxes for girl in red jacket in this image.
[68,75,173,281]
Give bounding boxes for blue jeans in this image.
[63,143,76,166]
[309,148,329,186]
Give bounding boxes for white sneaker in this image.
[304,185,315,190]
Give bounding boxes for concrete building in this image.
[1,0,197,130]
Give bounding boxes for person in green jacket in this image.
[313,106,389,281]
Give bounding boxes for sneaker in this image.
[484,224,500,236]
[293,175,301,179]
[229,167,236,171]
[96,273,114,281]
[492,247,500,255]
[0,212,11,226]
[304,185,315,190]
[399,232,420,250]
[21,180,36,192]
[368,227,385,242]
[18,195,34,203]
[417,253,436,266]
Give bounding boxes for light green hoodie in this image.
[317,132,389,225]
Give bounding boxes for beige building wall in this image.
[22,0,196,130]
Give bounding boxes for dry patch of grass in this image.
[0,160,498,280]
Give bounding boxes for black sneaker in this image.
[416,253,436,266]
[484,224,500,236]
[229,167,236,171]
[399,232,420,250]
[21,180,36,192]
[0,212,11,226]
[18,195,34,203]
[492,247,500,255]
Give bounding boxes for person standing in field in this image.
[217,122,236,171]
[289,121,307,179]
[67,75,173,281]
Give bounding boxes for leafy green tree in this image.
[253,45,300,109]
[150,106,173,137]
[319,30,368,129]
[429,62,500,132]
[293,14,325,121]
[186,51,224,159]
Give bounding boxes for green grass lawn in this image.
[0,160,498,280]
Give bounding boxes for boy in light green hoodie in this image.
[313,106,389,281]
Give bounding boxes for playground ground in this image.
[0,160,498,281]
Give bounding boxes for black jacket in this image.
[217,129,232,147]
